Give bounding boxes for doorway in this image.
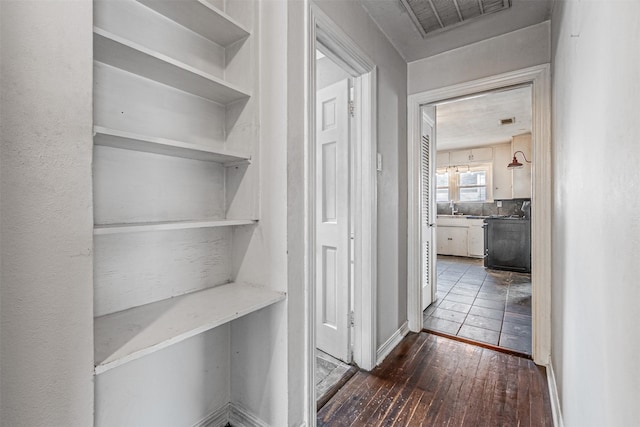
[421,86,534,355]
[308,6,379,416]
[314,49,358,407]
[407,65,552,366]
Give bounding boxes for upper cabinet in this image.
[449,147,493,164]
[436,151,450,168]
[492,143,513,200]
[512,133,532,198]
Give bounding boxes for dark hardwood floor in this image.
[318,332,553,427]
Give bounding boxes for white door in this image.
[316,79,351,362]
[421,108,437,310]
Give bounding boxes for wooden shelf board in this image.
[94,219,257,235]
[94,126,251,165]
[137,0,250,47]
[93,28,250,105]
[94,282,286,374]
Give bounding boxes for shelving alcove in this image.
[92,0,284,425]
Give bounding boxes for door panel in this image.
[316,80,350,362]
[421,107,436,311]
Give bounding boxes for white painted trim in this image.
[376,321,409,365]
[192,403,229,427]
[546,362,565,427]
[307,6,379,426]
[407,64,552,366]
[229,402,270,427]
[192,402,273,427]
[352,67,378,372]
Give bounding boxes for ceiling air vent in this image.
[401,0,511,38]
[500,117,516,125]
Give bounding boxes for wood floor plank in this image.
[318,332,553,427]
[319,334,428,426]
[374,334,437,427]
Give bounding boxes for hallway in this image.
[318,332,552,426]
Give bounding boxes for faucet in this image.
[449,200,458,215]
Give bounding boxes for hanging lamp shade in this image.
[507,156,523,168]
[507,151,531,168]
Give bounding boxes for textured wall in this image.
[408,22,550,95]
[0,1,94,425]
[551,2,640,425]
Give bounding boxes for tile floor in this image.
[423,255,532,355]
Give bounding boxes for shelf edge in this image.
[93,126,252,165]
[94,219,258,235]
[94,283,286,374]
[93,27,251,104]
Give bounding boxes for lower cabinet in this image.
[437,219,485,258]
[437,226,468,257]
[467,225,485,257]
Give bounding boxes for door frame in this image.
[407,64,552,366]
[306,3,378,422]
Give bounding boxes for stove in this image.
[483,217,531,273]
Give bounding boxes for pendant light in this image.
[508,151,532,168]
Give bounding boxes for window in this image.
[437,164,492,202]
[458,169,487,202]
[436,171,449,202]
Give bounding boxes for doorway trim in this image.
[407,64,551,366]
[307,4,378,424]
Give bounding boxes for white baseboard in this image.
[193,403,230,427]
[376,321,409,366]
[546,362,564,427]
[193,402,270,427]
[229,402,270,427]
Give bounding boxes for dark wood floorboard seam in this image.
[318,332,553,427]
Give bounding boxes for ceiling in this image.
[360,0,553,61]
[434,85,532,151]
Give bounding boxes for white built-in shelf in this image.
[94,126,251,165]
[137,0,250,47]
[93,28,251,105]
[94,219,257,235]
[94,282,286,374]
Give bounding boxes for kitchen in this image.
[423,86,533,355]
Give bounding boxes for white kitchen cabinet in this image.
[437,226,468,256]
[449,147,493,164]
[492,142,513,199]
[437,218,485,258]
[468,225,485,257]
[512,133,532,198]
[450,149,471,165]
[470,147,493,162]
[437,151,450,168]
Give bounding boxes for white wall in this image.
[550,2,640,426]
[0,1,94,426]
[95,328,230,427]
[316,56,351,90]
[312,0,408,349]
[408,22,550,95]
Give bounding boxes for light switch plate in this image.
[377,153,382,171]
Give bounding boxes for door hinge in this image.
[349,311,355,327]
[349,100,355,118]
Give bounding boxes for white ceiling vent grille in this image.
[401,0,511,38]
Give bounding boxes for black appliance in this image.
[483,217,531,273]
